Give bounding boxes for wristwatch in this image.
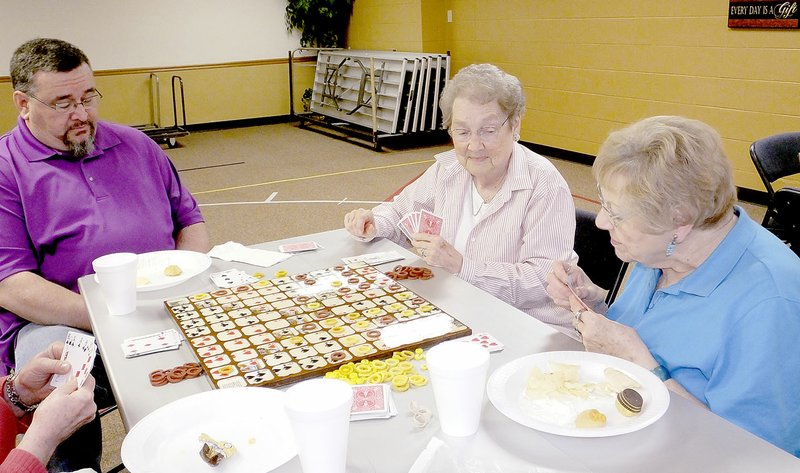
[651,365,671,382]
[4,371,39,413]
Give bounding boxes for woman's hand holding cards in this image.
[412,234,463,274]
[19,375,97,465]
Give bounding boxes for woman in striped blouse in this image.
[344,63,577,331]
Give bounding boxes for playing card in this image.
[341,251,404,266]
[351,384,387,413]
[122,329,182,358]
[457,332,504,353]
[278,241,322,253]
[397,214,417,240]
[350,384,396,421]
[566,275,591,312]
[419,209,443,235]
[210,269,259,289]
[51,331,96,388]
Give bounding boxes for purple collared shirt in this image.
[0,117,204,371]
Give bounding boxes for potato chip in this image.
[603,367,641,393]
[524,362,596,400]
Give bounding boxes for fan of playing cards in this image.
[398,209,443,239]
[51,331,96,389]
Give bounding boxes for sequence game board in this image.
[163,262,471,388]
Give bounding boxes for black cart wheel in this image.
[167,137,178,148]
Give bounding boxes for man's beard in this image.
[64,122,96,158]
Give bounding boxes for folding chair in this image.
[574,208,629,305]
[749,132,800,247]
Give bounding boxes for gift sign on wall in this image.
[729,1,799,28]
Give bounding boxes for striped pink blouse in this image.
[372,143,578,332]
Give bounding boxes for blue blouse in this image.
[608,208,800,456]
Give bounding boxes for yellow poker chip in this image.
[367,372,384,384]
[371,360,387,371]
[391,374,409,391]
[398,361,414,373]
[401,349,415,359]
[274,270,287,278]
[384,358,400,367]
[409,375,427,387]
[355,364,372,375]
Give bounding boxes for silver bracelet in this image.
[4,370,39,413]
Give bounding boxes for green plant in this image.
[286,0,355,48]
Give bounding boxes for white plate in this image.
[136,250,212,292]
[487,351,670,437]
[121,387,296,472]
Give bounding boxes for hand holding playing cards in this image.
[13,342,72,409]
[546,261,606,312]
[18,375,97,466]
[412,234,463,274]
[344,208,377,241]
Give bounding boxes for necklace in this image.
[471,184,487,216]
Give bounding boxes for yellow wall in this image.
[349,0,425,51]
[349,0,800,191]
[0,59,316,133]
[0,83,16,130]
[3,1,798,192]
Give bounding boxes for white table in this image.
[79,229,800,472]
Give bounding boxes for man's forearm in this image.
[175,222,211,253]
[0,272,90,331]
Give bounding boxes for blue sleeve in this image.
[705,297,800,455]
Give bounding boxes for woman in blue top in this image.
[547,115,800,456]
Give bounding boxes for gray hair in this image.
[438,63,525,128]
[10,38,90,93]
[593,115,736,233]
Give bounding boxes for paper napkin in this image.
[208,241,291,268]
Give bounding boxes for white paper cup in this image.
[426,340,490,436]
[284,378,353,473]
[91,252,138,315]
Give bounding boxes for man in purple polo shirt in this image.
[0,38,209,471]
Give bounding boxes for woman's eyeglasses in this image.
[597,185,626,227]
[449,115,510,144]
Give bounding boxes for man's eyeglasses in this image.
[597,185,625,227]
[27,90,103,113]
[449,115,510,144]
